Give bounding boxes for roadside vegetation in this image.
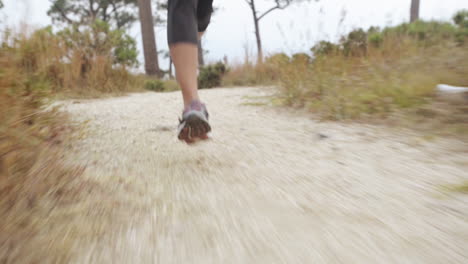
[0,3,178,256]
[1,4,467,262]
[215,10,468,136]
[275,17,467,119]
[0,17,159,262]
[0,24,77,262]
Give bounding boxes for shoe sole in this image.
[177,111,211,141]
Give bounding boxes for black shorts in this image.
[167,0,214,45]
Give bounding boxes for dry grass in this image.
[221,20,468,138]
[222,61,281,87]
[143,77,181,93]
[2,27,145,99]
[0,29,71,262]
[274,32,468,138]
[276,38,468,120]
[383,95,468,140]
[0,25,166,262]
[0,28,140,262]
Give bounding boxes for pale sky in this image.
[1,0,467,70]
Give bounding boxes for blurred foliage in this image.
[57,19,138,69]
[0,26,139,261]
[0,24,141,97]
[1,25,72,256]
[222,53,292,87]
[222,11,468,125]
[311,41,337,56]
[199,62,227,89]
[453,10,468,44]
[47,1,140,83]
[310,16,468,59]
[278,44,468,119]
[144,79,165,92]
[48,0,138,29]
[277,15,468,120]
[341,28,368,56]
[144,78,179,92]
[264,53,290,65]
[291,52,312,65]
[453,10,468,28]
[368,31,383,48]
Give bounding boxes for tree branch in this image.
[110,1,120,17]
[258,6,279,20]
[258,0,291,21]
[102,4,109,22]
[89,0,97,20]
[246,0,257,20]
[55,5,75,24]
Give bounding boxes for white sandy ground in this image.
[62,87,468,264]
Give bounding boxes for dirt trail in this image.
[64,87,468,263]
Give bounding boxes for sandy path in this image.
[64,87,468,263]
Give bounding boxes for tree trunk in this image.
[198,39,205,66]
[249,0,263,64]
[410,0,420,22]
[138,0,160,76]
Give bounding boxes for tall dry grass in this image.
[0,27,141,262]
[278,37,468,120]
[222,62,279,87]
[222,18,468,130]
[0,28,71,261]
[220,18,468,138]
[3,27,143,98]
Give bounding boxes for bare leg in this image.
[167,0,213,142]
[170,43,199,108]
[170,32,205,108]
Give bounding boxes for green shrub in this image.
[58,19,138,69]
[453,10,468,28]
[341,28,368,56]
[264,53,290,66]
[312,20,463,59]
[0,22,136,96]
[291,53,312,64]
[311,41,338,56]
[454,10,468,44]
[368,32,384,48]
[144,79,165,92]
[383,21,457,46]
[199,62,227,89]
[0,23,141,97]
[143,79,180,92]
